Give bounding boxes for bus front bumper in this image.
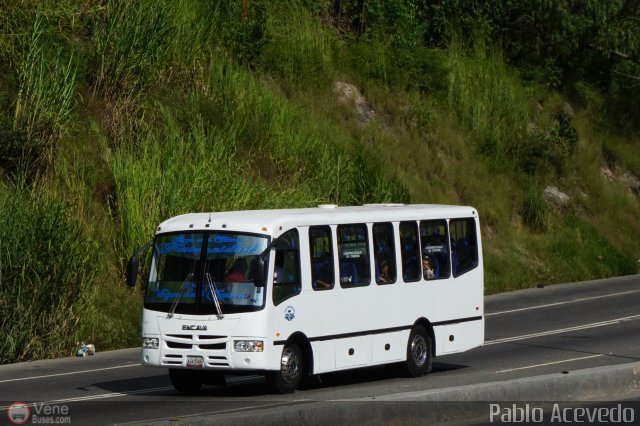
[140,337,275,371]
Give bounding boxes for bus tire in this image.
[267,342,303,394]
[169,369,202,394]
[403,325,432,377]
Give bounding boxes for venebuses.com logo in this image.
[7,402,30,425]
[6,402,71,424]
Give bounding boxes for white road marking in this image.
[118,401,313,425]
[0,364,139,384]
[0,386,175,411]
[0,365,263,385]
[0,372,266,412]
[486,289,640,316]
[155,400,311,418]
[496,354,605,373]
[485,314,640,345]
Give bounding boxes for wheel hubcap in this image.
[280,347,300,384]
[411,335,428,367]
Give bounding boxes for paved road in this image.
[1,275,639,425]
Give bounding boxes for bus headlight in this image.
[142,337,159,349]
[234,340,264,352]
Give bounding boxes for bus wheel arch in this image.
[268,332,313,393]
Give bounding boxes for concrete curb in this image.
[152,361,640,425]
[358,361,640,402]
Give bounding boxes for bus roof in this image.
[156,204,478,236]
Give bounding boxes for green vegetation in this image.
[0,0,638,363]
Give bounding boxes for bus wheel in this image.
[169,369,202,394]
[268,342,303,394]
[403,325,432,377]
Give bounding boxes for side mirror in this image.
[125,239,154,288]
[126,257,138,287]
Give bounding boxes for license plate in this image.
[186,355,204,368]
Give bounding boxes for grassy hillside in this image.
[1,0,638,363]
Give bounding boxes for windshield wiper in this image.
[167,272,194,318]
[205,273,224,319]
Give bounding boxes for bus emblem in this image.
[284,306,295,321]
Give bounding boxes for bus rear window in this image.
[450,218,479,277]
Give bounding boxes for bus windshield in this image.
[145,232,269,315]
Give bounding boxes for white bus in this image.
[127,204,484,394]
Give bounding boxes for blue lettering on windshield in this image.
[154,285,197,302]
[157,235,264,256]
[213,291,249,301]
[203,290,256,304]
[212,235,240,243]
[157,236,202,255]
[207,243,261,255]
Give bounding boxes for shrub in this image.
[91,0,173,101]
[11,14,77,169]
[218,1,268,67]
[0,116,29,176]
[522,184,548,232]
[0,182,97,362]
[447,34,529,168]
[515,111,579,175]
[260,2,334,86]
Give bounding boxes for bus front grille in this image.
[207,356,229,367]
[198,343,226,350]
[162,354,183,365]
[162,334,229,363]
[165,334,192,339]
[166,341,192,349]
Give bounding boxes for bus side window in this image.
[420,220,451,280]
[400,222,421,282]
[273,229,301,305]
[450,218,479,277]
[309,226,334,290]
[373,222,396,285]
[337,224,371,287]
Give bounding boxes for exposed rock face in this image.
[601,165,640,197]
[620,172,640,197]
[332,81,375,124]
[563,102,575,118]
[601,166,615,181]
[544,185,570,206]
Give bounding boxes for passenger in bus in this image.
[224,258,246,282]
[313,260,332,289]
[423,256,435,280]
[378,259,393,284]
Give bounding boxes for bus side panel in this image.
[434,319,484,355]
[311,340,336,374]
[371,330,408,364]
[335,335,371,369]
